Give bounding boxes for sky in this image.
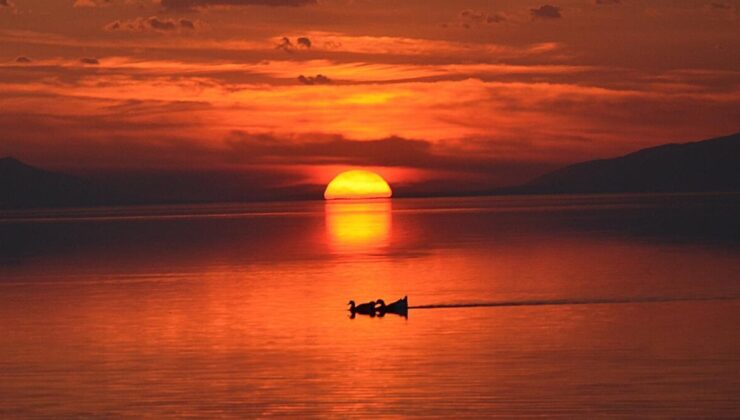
[1,0,739,199]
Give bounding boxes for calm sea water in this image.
[1,194,739,417]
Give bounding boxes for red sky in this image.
[1,0,738,198]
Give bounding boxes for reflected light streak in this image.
[325,200,392,252]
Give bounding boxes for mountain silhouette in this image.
[0,157,103,209]
[2,132,739,209]
[517,132,740,194]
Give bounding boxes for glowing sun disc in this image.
[324,170,393,200]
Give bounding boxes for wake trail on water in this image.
[408,295,740,310]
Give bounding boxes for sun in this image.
[324,170,393,200]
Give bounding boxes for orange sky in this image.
[0,0,738,197]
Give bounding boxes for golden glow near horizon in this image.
[1,1,738,197]
[325,200,391,252]
[324,170,393,200]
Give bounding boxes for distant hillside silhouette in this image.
[516,132,740,194]
[2,132,739,208]
[0,158,320,209]
[0,157,103,209]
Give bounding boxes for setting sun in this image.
[324,170,393,200]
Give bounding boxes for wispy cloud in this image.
[160,0,317,12]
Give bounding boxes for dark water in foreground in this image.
[1,194,739,417]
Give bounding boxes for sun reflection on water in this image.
[324,199,392,252]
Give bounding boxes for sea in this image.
[1,194,739,417]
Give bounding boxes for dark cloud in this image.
[148,17,178,31]
[296,37,311,48]
[276,37,293,52]
[276,36,311,52]
[460,9,486,23]
[80,58,100,65]
[225,132,435,168]
[105,17,198,32]
[451,9,506,29]
[487,14,506,23]
[0,0,12,6]
[15,56,32,63]
[179,19,196,29]
[595,0,621,4]
[161,0,316,11]
[298,74,331,85]
[221,132,545,183]
[530,5,562,19]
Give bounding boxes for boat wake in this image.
[408,295,740,310]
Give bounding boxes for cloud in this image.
[106,17,199,33]
[80,57,100,65]
[221,132,525,177]
[160,0,317,11]
[297,74,331,85]
[180,19,196,29]
[225,132,431,165]
[212,132,558,187]
[710,2,731,9]
[448,9,506,29]
[276,36,293,51]
[276,36,312,52]
[530,5,562,19]
[296,37,311,48]
[15,56,31,63]
[487,14,506,23]
[459,9,486,26]
[595,0,621,4]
